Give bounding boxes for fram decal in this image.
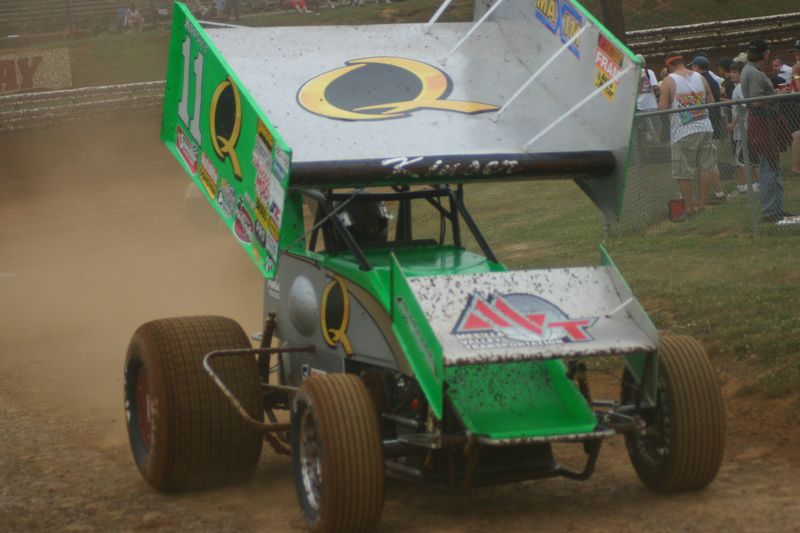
[297,57,498,121]
[452,292,597,351]
[594,35,624,101]
[535,0,583,59]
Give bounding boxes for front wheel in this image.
[622,334,726,493]
[124,316,264,492]
[291,374,384,533]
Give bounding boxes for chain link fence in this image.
[618,92,800,237]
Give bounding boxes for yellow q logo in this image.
[320,275,353,356]
[298,57,498,121]
[210,76,243,180]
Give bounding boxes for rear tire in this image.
[124,316,263,492]
[291,374,384,533]
[622,334,725,493]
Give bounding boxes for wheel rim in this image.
[632,381,672,466]
[135,369,152,448]
[299,407,323,512]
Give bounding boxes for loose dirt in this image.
[0,117,797,532]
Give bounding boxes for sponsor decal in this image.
[198,153,220,198]
[176,125,198,174]
[217,181,236,218]
[265,227,279,258]
[320,276,353,356]
[267,279,280,299]
[594,35,624,101]
[452,292,597,350]
[0,48,71,94]
[297,56,498,121]
[273,147,290,184]
[535,0,583,59]
[267,175,285,228]
[301,364,328,380]
[210,76,243,180]
[253,120,274,170]
[234,195,254,244]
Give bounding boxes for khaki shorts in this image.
[671,131,716,180]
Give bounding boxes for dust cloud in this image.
[0,116,264,447]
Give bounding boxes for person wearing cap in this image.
[688,55,726,203]
[658,53,718,217]
[740,39,795,222]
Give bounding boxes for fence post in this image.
[65,0,73,34]
[737,104,759,239]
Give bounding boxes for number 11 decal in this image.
[178,34,204,144]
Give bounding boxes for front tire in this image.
[622,334,726,493]
[291,374,384,533]
[124,315,263,492]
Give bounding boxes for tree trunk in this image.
[597,0,626,44]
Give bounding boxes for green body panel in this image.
[315,245,505,313]
[390,255,445,418]
[161,3,293,278]
[601,245,659,405]
[445,360,597,439]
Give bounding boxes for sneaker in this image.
[727,187,746,198]
[708,193,726,205]
[752,183,760,192]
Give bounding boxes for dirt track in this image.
[0,117,798,532]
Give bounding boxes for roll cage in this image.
[301,185,499,270]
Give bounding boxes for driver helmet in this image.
[337,199,391,244]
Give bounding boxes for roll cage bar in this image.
[301,185,498,271]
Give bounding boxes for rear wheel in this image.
[291,374,384,533]
[124,315,263,491]
[622,334,725,492]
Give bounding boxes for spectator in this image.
[658,54,718,218]
[772,56,793,84]
[126,3,145,31]
[286,0,311,12]
[790,39,800,174]
[227,0,240,20]
[726,61,759,197]
[635,54,660,147]
[740,39,795,222]
[689,55,726,203]
[116,4,128,30]
[215,0,225,18]
[694,51,724,86]
[718,57,735,100]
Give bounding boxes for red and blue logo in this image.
[452,292,596,350]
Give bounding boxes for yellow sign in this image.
[209,76,243,179]
[298,57,498,121]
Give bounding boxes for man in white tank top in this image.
[658,54,718,216]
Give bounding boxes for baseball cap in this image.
[747,39,770,54]
[790,39,800,53]
[718,57,733,71]
[688,56,710,70]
